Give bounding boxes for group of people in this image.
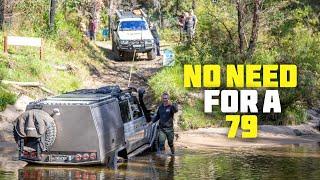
[178,9,198,42]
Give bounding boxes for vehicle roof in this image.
[31,86,133,105]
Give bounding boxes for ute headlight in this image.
[120,40,129,44]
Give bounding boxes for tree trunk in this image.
[175,0,179,15]
[236,0,245,56]
[108,0,113,39]
[0,0,4,30]
[247,0,261,59]
[49,0,57,30]
[159,3,162,28]
[63,0,67,20]
[192,0,196,10]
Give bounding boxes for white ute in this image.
[112,9,157,60]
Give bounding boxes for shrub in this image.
[0,85,17,111]
[149,66,187,102]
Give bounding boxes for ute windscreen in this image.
[119,21,148,31]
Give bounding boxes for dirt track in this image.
[91,41,163,89]
[83,41,164,108]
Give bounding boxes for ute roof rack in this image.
[70,86,122,95]
[31,86,140,105]
[115,4,147,20]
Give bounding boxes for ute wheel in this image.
[147,48,156,60]
[123,52,134,61]
[112,41,121,61]
[112,40,115,51]
[13,109,57,151]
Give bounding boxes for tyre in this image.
[112,41,121,61]
[112,40,115,51]
[123,52,134,60]
[13,109,57,151]
[147,48,156,60]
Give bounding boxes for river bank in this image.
[176,109,320,151]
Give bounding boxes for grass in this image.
[0,17,107,109]
[180,100,225,130]
[0,85,16,111]
[282,103,308,125]
[149,65,187,102]
[0,39,90,93]
[159,28,180,42]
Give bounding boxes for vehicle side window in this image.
[119,100,131,123]
[130,97,143,120]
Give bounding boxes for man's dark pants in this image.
[155,38,160,56]
[158,127,174,151]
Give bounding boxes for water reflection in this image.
[9,146,320,179]
[18,154,177,180]
[0,170,15,180]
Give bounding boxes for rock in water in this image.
[293,129,302,136]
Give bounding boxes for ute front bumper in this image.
[118,42,154,53]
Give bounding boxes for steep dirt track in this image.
[93,41,162,88]
[90,41,162,88]
[85,41,164,107]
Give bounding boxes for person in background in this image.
[183,12,189,42]
[184,12,194,42]
[89,17,98,41]
[150,22,161,56]
[190,9,198,39]
[178,13,186,42]
[153,92,178,155]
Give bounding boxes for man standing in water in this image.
[153,92,178,155]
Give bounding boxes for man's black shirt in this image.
[153,103,178,128]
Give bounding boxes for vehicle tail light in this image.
[23,151,29,157]
[30,152,37,158]
[82,153,89,161]
[90,153,97,160]
[75,154,82,161]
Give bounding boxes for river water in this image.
[1,144,320,179]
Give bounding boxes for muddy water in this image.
[1,144,320,180]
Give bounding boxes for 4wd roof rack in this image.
[116,9,147,19]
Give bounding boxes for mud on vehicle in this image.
[13,86,158,167]
[111,8,157,60]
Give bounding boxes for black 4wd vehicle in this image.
[13,86,158,167]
